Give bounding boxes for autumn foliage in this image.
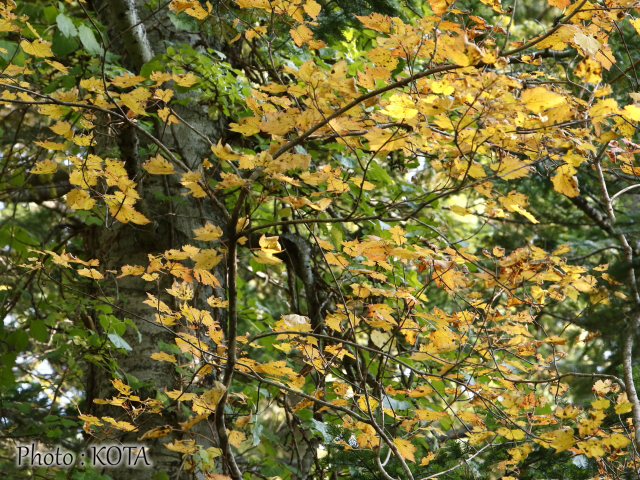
[3,0,640,479]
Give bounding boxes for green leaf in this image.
[0,366,15,386]
[140,56,166,79]
[0,40,17,64]
[52,29,79,57]
[107,332,132,351]
[56,13,78,38]
[253,420,264,446]
[78,25,101,55]
[30,320,48,343]
[7,330,29,351]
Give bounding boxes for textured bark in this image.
[85,2,227,479]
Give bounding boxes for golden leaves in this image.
[498,192,539,224]
[66,189,96,210]
[21,39,54,57]
[166,440,199,454]
[34,141,66,151]
[138,426,172,440]
[77,268,104,280]
[521,87,566,113]
[111,73,146,88]
[290,24,314,47]
[169,0,211,19]
[31,159,58,174]
[228,430,247,448]
[393,438,416,462]
[381,93,419,120]
[150,352,177,363]
[106,193,151,225]
[166,281,194,301]
[427,0,454,15]
[120,87,151,116]
[193,222,224,241]
[303,0,322,19]
[143,155,175,175]
[497,427,525,441]
[551,165,580,198]
[356,12,392,33]
[536,428,575,452]
[181,171,207,197]
[174,73,199,87]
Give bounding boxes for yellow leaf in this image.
[171,0,209,19]
[165,389,197,401]
[254,250,282,265]
[195,384,227,412]
[165,440,198,454]
[44,59,69,73]
[66,189,95,210]
[430,328,457,352]
[118,265,145,277]
[591,398,610,410]
[497,427,525,440]
[467,431,494,445]
[604,433,631,449]
[79,414,102,426]
[34,141,66,151]
[50,121,72,137]
[592,379,612,395]
[623,104,640,121]
[179,414,209,430]
[143,155,175,174]
[31,159,58,174]
[259,235,283,253]
[450,205,473,216]
[389,225,407,245]
[290,24,314,47]
[576,438,604,458]
[574,33,601,56]
[490,155,529,180]
[235,415,251,427]
[537,428,575,452]
[381,93,419,119]
[521,87,566,113]
[110,204,151,225]
[414,409,449,421]
[508,443,532,462]
[556,405,581,419]
[545,335,567,345]
[173,73,198,87]
[112,378,132,396]
[420,452,436,466]
[21,39,54,57]
[393,438,416,462]
[138,426,172,440]
[151,352,177,363]
[551,165,579,197]
[615,402,633,414]
[212,141,241,161]
[181,171,207,197]
[77,268,104,280]
[101,417,136,431]
[166,282,193,301]
[304,0,322,19]
[111,73,146,88]
[193,222,223,241]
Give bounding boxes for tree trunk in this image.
[86,2,227,478]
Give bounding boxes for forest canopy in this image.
[2,0,640,479]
